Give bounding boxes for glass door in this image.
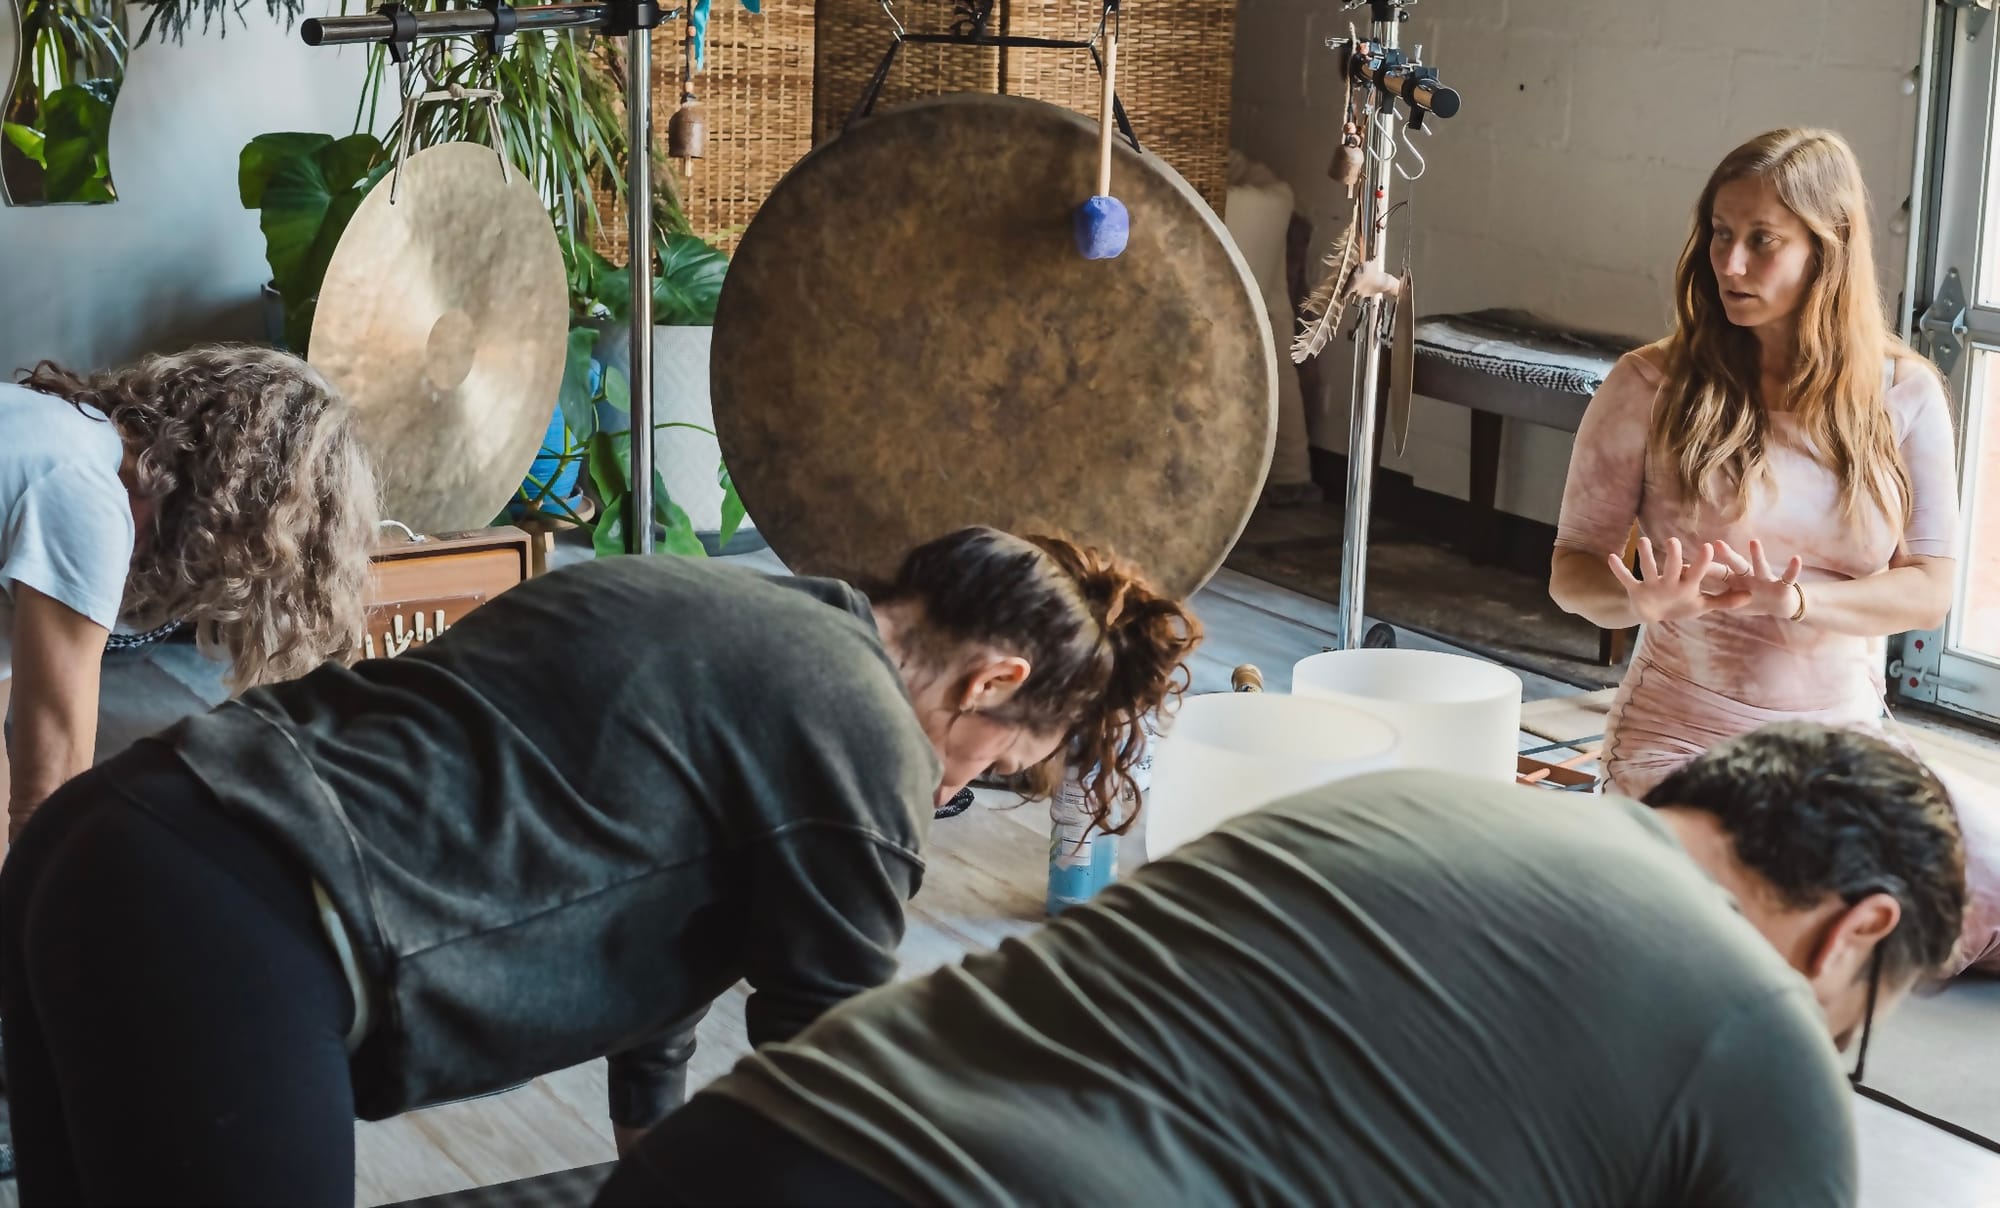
[1895,2,2000,723]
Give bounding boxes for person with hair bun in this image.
[0,525,1199,1204]
[0,343,379,846]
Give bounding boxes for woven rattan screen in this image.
[813,0,1235,212]
[591,0,815,259]
[594,0,1235,260]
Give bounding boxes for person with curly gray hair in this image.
[0,342,379,845]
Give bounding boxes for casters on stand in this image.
[1363,622,1398,650]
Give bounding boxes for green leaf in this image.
[592,504,626,558]
[652,470,706,557]
[558,327,601,441]
[588,430,629,509]
[239,131,331,208]
[38,83,117,202]
[3,123,46,167]
[321,132,385,195]
[718,461,745,549]
[591,263,635,326]
[652,232,730,326]
[600,364,631,415]
[255,141,389,351]
[75,76,120,108]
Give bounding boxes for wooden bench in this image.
[1404,309,1642,666]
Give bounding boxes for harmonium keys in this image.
[359,526,535,662]
[361,598,476,659]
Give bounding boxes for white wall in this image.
[0,2,378,374]
[1232,0,1926,525]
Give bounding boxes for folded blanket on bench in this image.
[1414,308,1639,397]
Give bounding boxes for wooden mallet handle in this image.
[1096,26,1118,197]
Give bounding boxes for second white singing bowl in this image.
[1291,648,1523,782]
[1142,692,1401,862]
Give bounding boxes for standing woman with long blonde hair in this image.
[0,344,379,848]
[1549,129,2000,971]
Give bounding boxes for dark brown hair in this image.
[871,526,1201,833]
[21,343,380,691]
[1643,723,1967,986]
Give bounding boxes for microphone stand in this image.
[1325,0,1459,649]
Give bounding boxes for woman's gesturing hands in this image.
[1708,538,1805,618]
[1606,537,1753,624]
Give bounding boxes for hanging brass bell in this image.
[668,100,708,163]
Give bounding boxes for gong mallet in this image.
[1072,0,1127,260]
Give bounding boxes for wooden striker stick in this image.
[1095,25,1118,197]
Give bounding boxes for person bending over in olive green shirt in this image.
[596,721,1965,1208]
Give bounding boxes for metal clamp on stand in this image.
[378,0,420,59]
[602,0,666,36]
[480,0,518,54]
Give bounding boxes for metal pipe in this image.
[626,24,656,554]
[303,3,612,45]
[1899,0,1941,344]
[1351,54,1459,119]
[1336,12,1399,651]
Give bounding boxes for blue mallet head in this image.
[1073,194,1129,260]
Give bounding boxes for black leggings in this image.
[0,740,358,1206]
[593,1091,906,1206]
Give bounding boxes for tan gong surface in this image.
[310,142,568,536]
[712,93,1277,600]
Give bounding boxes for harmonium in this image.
[359,526,537,660]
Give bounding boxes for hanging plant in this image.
[124,0,305,45]
[3,0,127,201]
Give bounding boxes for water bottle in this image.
[1046,715,1159,915]
[1046,776,1120,915]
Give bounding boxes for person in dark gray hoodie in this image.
[0,526,1200,1207]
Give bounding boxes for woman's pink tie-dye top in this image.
[1555,349,1961,714]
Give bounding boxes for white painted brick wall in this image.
[1231,0,1927,526]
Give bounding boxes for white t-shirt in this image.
[0,381,136,683]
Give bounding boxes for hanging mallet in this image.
[1072,1,1128,260]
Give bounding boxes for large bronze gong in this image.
[712,93,1277,599]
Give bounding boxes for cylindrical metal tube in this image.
[1899,0,1940,344]
[1340,295,1385,650]
[1336,14,1400,651]
[302,3,610,45]
[1353,56,1459,119]
[626,25,656,554]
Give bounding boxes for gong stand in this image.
[303,0,677,556]
[848,0,1139,148]
[1325,0,1460,650]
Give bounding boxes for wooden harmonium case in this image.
[360,526,535,660]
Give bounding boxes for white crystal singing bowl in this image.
[1142,692,1401,862]
[1291,648,1523,782]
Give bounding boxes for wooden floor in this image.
[4,543,1998,1205]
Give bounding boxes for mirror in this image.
[1,0,126,204]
